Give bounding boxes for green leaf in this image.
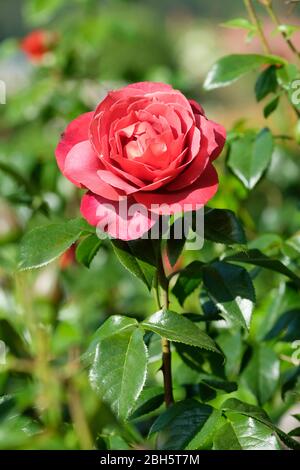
[198,374,237,393]
[228,128,274,190]
[217,330,243,378]
[105,434,130,450]
[0,320,29,358]
[225,249,300,287]
[264,309,300,341]
[289,427,300,437]
[187,408,224,450]
[278,24,300,40]
[83,315,138,365]
[24,0,64,24]
[222,398,300,450]
[264,95,280,118]
[111,239,156,290]
[221,18,256,31]
[142,309,220,354]
[242,345,280,405]
[202,261,256,330]
[255,65,278,102]
[19,218,90,270]
[281,366,300,398]
[89,328,147,421]
[130,387,164,420]
[214,413,280,450]
[166,217,186,267]
[149,399,213,450]
[172,261,204,305]
[204,207,246,245]
[204,54,286,90]
[75,234,102,268]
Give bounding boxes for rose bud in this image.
[20,30,57,63]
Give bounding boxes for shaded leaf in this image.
[255,65,278,102]
[242,345,280,405]
[131,387,164,420]
[264,95,280,118]
[265,309,300,342]
[204,207,246,245]
[75,234,102,268]
[111,239,156,290]
[172,261,204,305]
[149,399,213,450]
[202,261,256,330]
[225,249,300,287]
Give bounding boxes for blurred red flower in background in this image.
[20,30,58,62]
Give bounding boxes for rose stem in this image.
[244,0,300,119]
[155,251,174,408]
[244,0,271,54]
[262,0,300,63]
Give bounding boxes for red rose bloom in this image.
[21,30,55,62]
[56,82,226,240]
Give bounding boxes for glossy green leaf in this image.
[243,345,280,405]
[142,309,220,353]
[222,398,300,450]
[111,239,156,290]
[204,54,286,90]
[228,128,274,190]
[19,218,90,270]
[83,316,138,365]
[149,399,213,450]
[202,261,256,330]
[204,207,246,245]
[214,413,280,450]
[90,328,147,421]
[225,249,300,287]
[172,261,204,305]
[75,234,102,268]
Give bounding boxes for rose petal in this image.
[55,112,93,185]
[80,192,156,241]
[133,163,218,214]
[64,140,122,200]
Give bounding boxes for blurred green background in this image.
[0,0,300,450]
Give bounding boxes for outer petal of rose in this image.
[126,82,173,93]
[189,99,206,117]
[80,192,156,241]
[55,112,93,183]
[64,141,122,201]
[133,164,218,215]
[210,121,226,160]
